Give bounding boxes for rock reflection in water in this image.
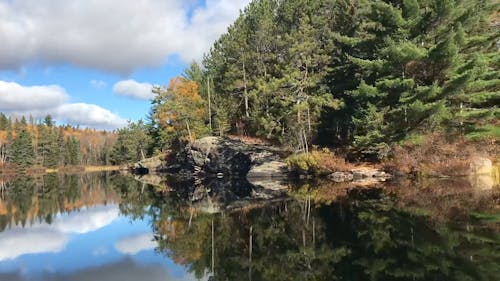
[147,184,499,281]
[133,173,289,214]
[0,173,498,281]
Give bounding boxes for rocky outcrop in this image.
[132,154,166,174]
[164,137,288,182]
[247,160,289,190]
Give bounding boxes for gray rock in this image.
[132,154,165,173]
[191,150,205,166]
[328,168,391,183]
[328,172,354,182]
[352,168,391,179]
[135,136,289,185]
[247,161,288,179]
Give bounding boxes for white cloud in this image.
[52,205,120,234]
[90,80,107,89]
[113,80,153,100]
[180,0,250,62]
[0,80,68,111]
[55,103,128,130]
[0,259,210,281]
[0,0,250,74]
[0,227,69,261]
[115,233,156,255]
[0,80,127,129]
[0,204,119,261]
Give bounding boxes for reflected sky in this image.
[0,204,205,281]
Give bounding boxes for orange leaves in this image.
[150,76,209,143]
[0,131,7,143]
[167,77,202,102]
[156,76,206,128]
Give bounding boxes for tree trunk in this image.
[185,120,193,143]
[211,218,215,274]
[307,106,311,133]
[243,61,249,118]
[208,77,212,131]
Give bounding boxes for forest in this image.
[0,113,117,169]
[145,0,499,161]
[1,0,498,170]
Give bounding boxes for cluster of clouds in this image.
[0,203,159,261]
[0,79,156,129]
[0,205,119,261]
[114,233,156,255]
[0,0,250,129]
[0,81,128,129]
[0,0,250,74]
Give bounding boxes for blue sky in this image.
[0,204,206,281]
[0,0,250,130]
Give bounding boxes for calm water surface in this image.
[0,173,498,281]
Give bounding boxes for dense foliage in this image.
[193,0,498,159]
[110,120,152,164]
[148,77,208,151]
[0,113,116,169]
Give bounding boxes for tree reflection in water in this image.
[0,173,498,281]
[120,178,499,281]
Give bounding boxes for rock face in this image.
[132,154,166,174]
[129,137,290,213]
[158,136,288,184]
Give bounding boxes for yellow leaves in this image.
[167,77,202,103]
[0,131,7,142]
[156,76,207,133]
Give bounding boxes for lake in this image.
[0,173,498,281]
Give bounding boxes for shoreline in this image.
[0,165,123,176]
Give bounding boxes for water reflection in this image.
[0,173,498,281]
[0,173,206,281]
[149,188,499,281]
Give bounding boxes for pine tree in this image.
[111,120,152,164]
[65,136,80,166]
[11,128,35,168]
[197,0,498,157]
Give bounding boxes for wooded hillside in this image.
[188,0,498,160]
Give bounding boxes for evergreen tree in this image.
[199,0,498,158]
[11,128,35,168]
[111,120,152,164]
[65,136,80,166]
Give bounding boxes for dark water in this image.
[0,173,498,281]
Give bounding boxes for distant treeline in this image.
[0,113,117,169]
[124,0,495,162]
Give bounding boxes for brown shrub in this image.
[383,133,496,176]
[287,149,354,175]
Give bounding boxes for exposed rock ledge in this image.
[132,137,393,186]
[129,137,395,213]
[132,136,290,190]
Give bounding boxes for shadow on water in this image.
[0,172,498,281]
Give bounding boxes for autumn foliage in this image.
[152,77,208,146]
